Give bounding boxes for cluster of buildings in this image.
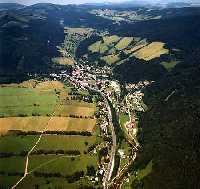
[90,9,154,23]
[126,91,145,112]
[126,80,154,91]
[47,58,150,183]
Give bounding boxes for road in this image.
[81,87,117,189]
[102,96,117,189]
[67,76,117,189]
[111,151,137,188]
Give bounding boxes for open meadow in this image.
[0,87,58,117]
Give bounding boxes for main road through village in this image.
[66,74,117,189]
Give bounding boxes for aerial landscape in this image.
[0,0,200,188]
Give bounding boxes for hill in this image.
[1,3,200,189]
[0,3,25,11]
[129,62,200,188]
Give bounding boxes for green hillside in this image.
[131,63,200,188]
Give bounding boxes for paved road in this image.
[83,87,117,189]
[67,77,117,189]
[102,96,117,189]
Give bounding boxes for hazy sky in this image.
[0,0,125,5]
[0,0,197,5]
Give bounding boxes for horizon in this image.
[0,0,199,6]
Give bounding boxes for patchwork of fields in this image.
[0,80,99,188]
[86,35,169,65]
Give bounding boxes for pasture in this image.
[0,135,97,154]
[86,35,171,67]
[133,42,169,61]
[101,54,120,65]
[12,175,95,189]
[88,41,101,53]
[55,102,96,117]
[103,35,121,45]
[64,27,94,36]
[0,81,96,133]
[0,80,99,188]
[28,154,97,175]
[115,37,133,50]
[35,135,97,153]
[119,113,129,127]
[52,57,75,65]
[0,87,58,117]
[0,157,25,173]
[160,61,180,71]
[0,135,39,153]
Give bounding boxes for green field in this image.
[119,113,129,127]
[0,84,96,120]
[136,160,153,180]
[52,57,75,65]
[88,41,101,53]
[115,37,133,50]
[28,154,97,174]
[0,135,97,154]
[0,157,25,173]
[86,35,172,67]
[15,175,95,189]
[122,160,153,189]
[0,87,58,117]
[160,61,180,71]
[88,35,121,54]
[0,176,21,189]
[0,81,99,188]
[101,54,120,64]
[0,174,96,189]
[0,135,39,153]
[35,135,97,153]
[0,134,99,188]
[103,35,121,45]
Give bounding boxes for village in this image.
[45,59,154,187]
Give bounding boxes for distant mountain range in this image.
[84,0,200,8]
[0,0,200,10]
[0,3,25,10]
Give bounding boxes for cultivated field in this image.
[133,42,169,61]
[88,41,101,53]
[0,80,96,118]
[52,57,75,65]
[0,80,99,188]
[0,87,58,117]
[0,157,26,173]
[115,37,133,50]
[0,117,96,134]
[103,35,121,45]
[56,104,95,116]
[64,27,94,36]
[0,135,39,153]
[35,135,97,152]
[0,135,97,153]
[7,175,95,189]
[28,154,97,175]
[160,61,180,71]
[86,35,170,65]
[101,54,120,65]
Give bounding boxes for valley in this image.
[0,2,200,189]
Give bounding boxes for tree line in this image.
[8,130,92,136]
[0,150,81,158]
[33,171,84,183]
